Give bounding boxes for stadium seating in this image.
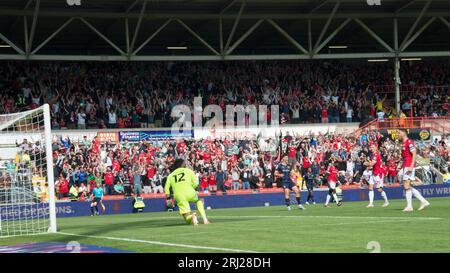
[0,61,448,199]
[0,61,448,129]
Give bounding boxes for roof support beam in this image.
[308,19,312,53]
[224,0,246,53]
[439,17,450,29]
[400,0,432,50]
[314,18,350,54]
[126,0,141,14]
[133,19,172,55]
[79,17,125,55]
[220,0,239,14]
[226,19,263,55]
[396,0,419,13]
[125,18,130,54]
[400,16,436,51]
[130,0,147,54]
[24,16,29,55]
[27,0,40,54]
[176,19,220,55]
[6,0,33,38]
[219,18,224,54]
[354,18,394,52]
[32,17,74,54]
[394,18,399,51]
[314,0,340,52]
[309,0,329,14]
[267,19,308,54]
[3,51,450,62]
[0,33,25,55]
[0,10,449,19]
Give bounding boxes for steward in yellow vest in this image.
[133,194,146,213]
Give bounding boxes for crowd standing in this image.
[0,61,448,129]
[0,60,448,201]
[0,130,443,201]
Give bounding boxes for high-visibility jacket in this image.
[133,197,145,209]
[69,186,79,201]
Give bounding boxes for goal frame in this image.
[44,104,57,233]
[0,104,57,234]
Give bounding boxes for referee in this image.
[90,183,104,216]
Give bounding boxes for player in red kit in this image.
[324,162,342,207]
[364,144,389,208]
[398,129,430,211]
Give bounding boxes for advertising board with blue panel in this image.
[1,184,449,219]
[118,130,194,141]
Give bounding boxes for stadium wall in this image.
[6,184,449,220]
[0,123,359,159]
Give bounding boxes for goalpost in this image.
[0,104,57,237]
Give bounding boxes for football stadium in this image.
[0,0,449,257]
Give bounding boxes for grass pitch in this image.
[1,197,450,253]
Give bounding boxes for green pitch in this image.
[1,197,450,253]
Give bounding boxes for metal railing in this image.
[373,84,449,95]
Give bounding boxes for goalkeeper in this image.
[165,159,210,225]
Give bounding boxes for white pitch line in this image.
[57,232,259,253]
[139,215,442,221]
[300,218,423,227]
[207,215,442,220]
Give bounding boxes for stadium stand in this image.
[0,60,448,200]
[0,61,448,129]
[3,128,448,201]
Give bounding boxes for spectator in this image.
[104,168,114,195]
[231,167,240,190]
[114,181,124,195]
[133,167,143,195]
[215,168,227,194]
[56,174,69,199]
[208,171,217,194]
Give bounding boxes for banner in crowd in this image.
[118,130,194,142]
[379,128,431,141]
[97,132,119,143]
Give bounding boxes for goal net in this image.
[0,104,56,237]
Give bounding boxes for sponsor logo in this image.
[119,132,140,142]
[419,129,430,140]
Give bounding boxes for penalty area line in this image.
[57,232,260,253]
[203,215,442,220]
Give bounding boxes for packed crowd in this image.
[0,129,441,201]
[0,61,448,129]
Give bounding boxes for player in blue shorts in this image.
[90,183,104,216]
[275,154,305,211]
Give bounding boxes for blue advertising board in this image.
[118,130,194,142]
[1,184,450,220]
